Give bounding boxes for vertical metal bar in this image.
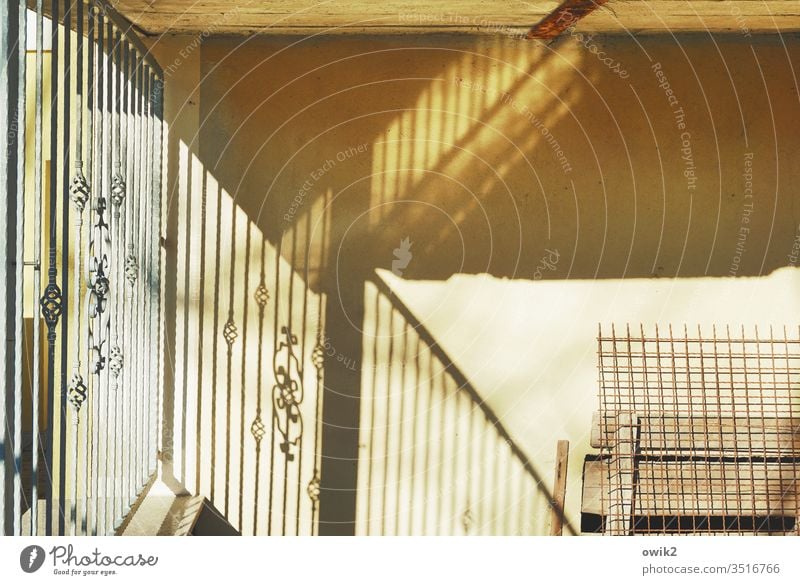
[141,68,152,489]
[126,48,139,509]
[13,0,26,538]
[69,0,90,535]
[121,39,133,518]
[83,0,96,537]
[137,58,147,492]
[156,74,164,481]
[102,16,114,535]
[136,64,146,490]
[58,0,73,538]
[95,10,107,535]
[149,70,162,478]
[31,0,45,537]
[87,1,100,536]
[119,36,131,521]
[68,0,89,537]
[0,0,9,539]
[132,51,143,498]
[0,0,20,539]
[42,0,62,537]
[596,325,606,535]
[110,25,124,530]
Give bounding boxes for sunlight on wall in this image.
[356,279,559,535]
[378,267,800,532]
[368,40,581,230]
[169,143,326,535]
[155,31,800,534]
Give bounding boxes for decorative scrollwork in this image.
[90,338,107,375]
[272,326,304,461]
[68,373,88,412]
[307,473,320,503]
[40,282,63,342]
[110,171,126,209]
[70,167,90,212]
[223,316,238,347]
[94,193,109,230]
[125,254,138,286]
[109,345,123,379]
[88,189,110,374]
[88,255,110,318]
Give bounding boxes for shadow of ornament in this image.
[223,316,238,349]
[307,474,320,503]
[250,416,266,443]
[273,326,304,461]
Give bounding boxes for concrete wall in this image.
[151,31,800,534]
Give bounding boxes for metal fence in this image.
[0,0,163,535]
[584,324,800,535]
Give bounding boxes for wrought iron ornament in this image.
[109,345,123,379]
[88,255,110,317]
[124,253,138,286]
[68,373,88,412]
[40,281,63,341]
[70,166,90,212]
[110,171,126,209]
[88,184,111,374]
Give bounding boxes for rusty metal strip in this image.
[526,0,610,40]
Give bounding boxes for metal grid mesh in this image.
[595,324,800,535]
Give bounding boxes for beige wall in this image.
[152,31,800,534]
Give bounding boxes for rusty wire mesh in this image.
[592,324,800,535]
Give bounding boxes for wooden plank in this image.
[106,0,800,34]
[591,413,800,454]
[583,458,800,517]
[549,440,569,536]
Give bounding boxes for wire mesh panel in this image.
[0,0,163,535]
[584,324,800,535]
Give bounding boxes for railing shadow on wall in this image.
[161,145,330,535]
[158,140,574,534]
[160,31,800,536]
[358,274,576,535]
[157,34,587,535]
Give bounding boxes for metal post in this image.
[42,0,63,537]
[31,0,45,537]
[0,0,22,539]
